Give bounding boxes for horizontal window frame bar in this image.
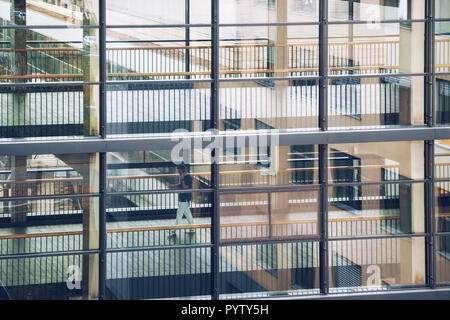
[2,127,450,156]
[105,244,212,254]
[219,237,321,247]
[328,19,427,25]
[105,188,214,197]
[105,24,211,29]
[328,73,426,80]
[0,193,100,203]
[218,184,321,194]
[0,82,100,88]
[0,249,100,261]
[328,179,427,188]
[0,25,100,30]
[328,233,428,242]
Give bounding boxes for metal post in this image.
[99,151,107,299]
[425,0,434,127]
[185,0,191,79]
[319,0,329,294]
[425,140,435,288]
[98,0,107,300]
[211,0,220,300]
[319,0,328,131]
[99,0,107,139]
[319,144,329,294]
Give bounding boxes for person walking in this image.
[168,164,195,236]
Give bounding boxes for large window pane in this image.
[436,0,450,19]
[0,28,99,83]
[0,153,99,198]
[106,27,211,81]
[220,0,319,24]
[106,0,211,25]
[0,84,100,139]
[328,76,425,129]
[106,191,212,248]
[220,80,319,131]
[219,144,319,188]
[436,181,450,234]
[220,25,319,79]
[435,77,450,125]
[107,150,211,192]
[219,241,319,299]
[0,196,99,255]
[0,0,99,26]
[328,23,425,76]
[106,247,211,300]
[435,22,450,74]
[435,140,450,179]
[436,235,450,285]
[329,141,424,183]
[220,191,319,243]
[106,82,211,136]
[328,183,425,238]
[329,237,426,292]
[328,0,425,21]
[0,253,97,300]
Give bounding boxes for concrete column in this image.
[398,1,425,126]
[58,153,99,299]
[82,0,100,136]
[9,155,28,224]
[80,153,100,300]
[266,0,288,130]
[9,0,28,133]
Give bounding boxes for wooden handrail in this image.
[0,38,447,53]
[2,213,450,240]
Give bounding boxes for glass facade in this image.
[0,0,449,300]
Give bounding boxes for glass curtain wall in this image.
[0,0,449,300]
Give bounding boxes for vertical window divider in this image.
[99,0,107,300]
[319,0,329,295]
[211,0,220,301]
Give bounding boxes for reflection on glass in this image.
[220,0,319,24]
[435,140,450,178]
[220,80,319,131]
[0,85,100,139]
[219,144,319,188]
[328,23,425,76]
[0,153,99,198]
[435,182,450,233]
[0,28,99,83]
[329,141,424,183]
[328,183,425,238]
[436,236,450,285]
[220,191,319,242]
[328,76,424,129]
[107,0,211,25]
[0,0,99,26]
[435,22,450,74]
[0,254,98,300]
[436,0,450,19]
[329,237,426,292]
[106,28,211,81]
[107,151,211,192]
[106,191,212,248]
[106,248,211,300]
[435,77,450,125]
[219,241,320,299]
[220,26,319,78]
[0,197,99,255]
[328,0,424,21]
[106,82,211,136]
